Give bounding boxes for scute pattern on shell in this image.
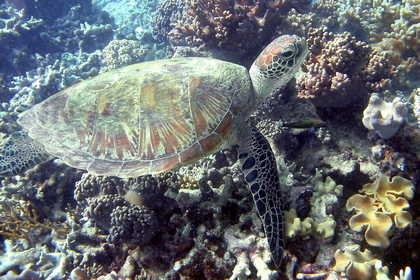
[17,58,253,178]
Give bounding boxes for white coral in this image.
[362,93,408,138]
[375,260,412,280]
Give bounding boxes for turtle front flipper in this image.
[0,131,53,176]
[239,127,285,268]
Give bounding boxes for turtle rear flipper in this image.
[0,131,53,176]
[239,128,285,268]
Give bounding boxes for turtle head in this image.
[249,35,308,103]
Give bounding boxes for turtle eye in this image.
[280,49,295,60]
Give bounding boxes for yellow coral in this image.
[285,209,336,238]
[346,194,393,248]
[316,217,337,238]
[285,209,312,238]
[334,244,379,280]
[346,175,414,248]
[363,175,414,228]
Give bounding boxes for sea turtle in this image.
[0,34,308,268]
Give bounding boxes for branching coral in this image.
[297,27,393,107]
[349,0,420,84]
[314,0,419,89]
[8,51,102,112]
[0,200,70,240]
[0,6,43,36]
[0,240,67,278]
[346,175,414,248]
[154,0,310,58]
[151,0,187,43]
[92,0,159,41]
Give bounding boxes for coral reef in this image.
[100,39,149,72]
[375,260,413,280]
[411,88,420,127]
[362,93,409,139]
[0,5,43,102]
[6,51,102,112]
[0,199,69,240]
[92,0,159,41]
[346,175,414,248]
[297,27,393,107]
[353,0,419,87]
[0,240,67,278]
[309,169,343,221]
[333,244,379,280]
[347,194,393,248]
[362,175,414,228]
[153,0,311,60]
[307,0,419,92]
[0,0,419,279]
[285,209,336,239]
[151,0,187,44]
[108,205,158,245]
[0,1,112,75]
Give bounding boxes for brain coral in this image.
[297,27,393,107]
[346,175,414,248]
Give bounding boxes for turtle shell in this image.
[18,58,253,177]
